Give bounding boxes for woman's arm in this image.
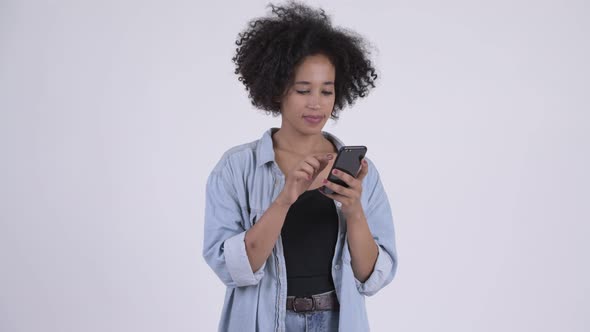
[345,213,379,283]
[244,154,333,272]
[320,158,398,295]
[321,160,379,282]
[243,199,291,272]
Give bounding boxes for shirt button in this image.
[334,264,340,270]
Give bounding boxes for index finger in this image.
[315,153,334,169]
[303,154,330,175]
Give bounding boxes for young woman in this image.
[203,2,397,331]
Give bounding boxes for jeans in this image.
[285,309,339,332]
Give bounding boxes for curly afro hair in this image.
[232,1,378,119]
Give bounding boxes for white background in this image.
[1,0,589,331]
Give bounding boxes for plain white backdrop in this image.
[1,0,589,331]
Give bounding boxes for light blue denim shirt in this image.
[203,128,397,332]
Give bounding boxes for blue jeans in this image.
[285,309,339,332]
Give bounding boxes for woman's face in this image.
[279,53,336,136]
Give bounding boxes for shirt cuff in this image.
[224,231,266,287]
[354,244,393,296]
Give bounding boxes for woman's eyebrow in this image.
[294,81,335,85]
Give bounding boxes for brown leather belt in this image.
[286,290,339,312]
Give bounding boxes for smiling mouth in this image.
[303,115,324,124]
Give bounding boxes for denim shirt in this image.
[203,128,398,332]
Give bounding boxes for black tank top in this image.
[281,188,339,297]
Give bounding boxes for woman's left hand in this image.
[320,159,369,219]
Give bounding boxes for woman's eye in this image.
[295,90,333,95]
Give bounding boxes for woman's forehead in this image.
[293,54,336,82]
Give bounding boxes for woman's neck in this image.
[272,127,334,156]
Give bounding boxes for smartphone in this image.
[320,145,367,195]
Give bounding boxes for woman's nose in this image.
[307,95,321,109]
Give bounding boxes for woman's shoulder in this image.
[211,129,275,174]
[210,139,259,174]
[361,156,386,188]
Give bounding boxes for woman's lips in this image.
[303,116,324,124]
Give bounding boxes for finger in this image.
[303,158,321,173]
[319,153,334,171]
[301,162,317,174]
[294,170,312,181]
[319,189,341,203]
[310,154,333,171]
[298,164,315,179]
[314,153,334,162]
[356,159,369,182]
[330,169,356,188]
[322,178,356,197]
[313,153,334,171]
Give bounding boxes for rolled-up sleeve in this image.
[354,244,395,296]
[223,231,266,286]
[202,162,266,288]
[354,159,398,296]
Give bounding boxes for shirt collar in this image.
[256,127,346,168]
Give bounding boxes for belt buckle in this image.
[292,297,315,313]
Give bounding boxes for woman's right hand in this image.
[275,154,333,206]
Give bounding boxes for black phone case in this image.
[320,146,367,195]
